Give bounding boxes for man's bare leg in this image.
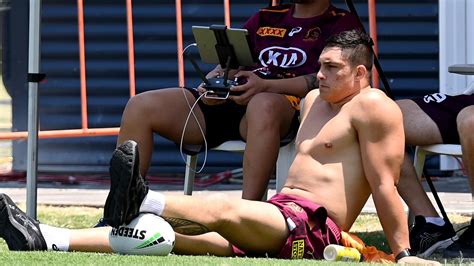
[457,105,474,217]
[397,155,439,217]
[239,93,295,200]
[68,227,234,256]
[173,232,234,256]
[159,193,288,254]
[69,227,113,253]
[396,99,443,215]
[104,142,289,255]
[116,88,206,176]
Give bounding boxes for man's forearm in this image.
[264,73,318,97]
[372,186,410,256]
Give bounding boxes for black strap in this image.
[27,73,46,83]
[395,249,411,262]
[344,0,393,99]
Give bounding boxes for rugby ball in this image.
[109,213,175,255]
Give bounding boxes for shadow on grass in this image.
[355,228,474,265]
[354,230,391,253]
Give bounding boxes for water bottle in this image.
[323,244,363,262]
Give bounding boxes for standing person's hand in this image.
[229,71,269,105]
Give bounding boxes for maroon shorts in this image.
[412,93,474,144]
[231,193,341,259]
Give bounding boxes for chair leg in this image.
[184,154,198,195]
[413,146,427,179]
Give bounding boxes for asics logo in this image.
[288,27,302,37]
[419,232,442,250]
[423,93,447,103]
[258,46,306,68]
[15,213,40,234]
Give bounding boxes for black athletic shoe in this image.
[103,140,149,228]
[93,218,108,228]
[0,193,46,251]
[409,215,457,257]
[443,221,474,258]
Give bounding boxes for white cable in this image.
[179,88,209,173]
[183,43,197,55]
[179,42,209,173]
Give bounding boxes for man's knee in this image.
[122,94,150,120]
[457,106,474,138]
[202,193,240,229]
[247,93,289,120]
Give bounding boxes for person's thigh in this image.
[122,87,206,145]
[239,93,296,141]
[163,192,289,255]
[396,99,443,145]
[457,105,474,133]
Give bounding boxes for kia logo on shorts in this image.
[258,46,307,68]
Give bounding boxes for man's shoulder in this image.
[351,89,401,123]
[354,88,391,105]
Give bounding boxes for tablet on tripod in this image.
[189,25,255,99]
[192,25,255,68]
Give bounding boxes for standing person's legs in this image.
[239,93,296,200]
[116,88,207,177]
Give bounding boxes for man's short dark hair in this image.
[324,29,373,72]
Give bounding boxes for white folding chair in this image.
[184,140,296,196]
[408,144,463,224]
[413,144,463,179]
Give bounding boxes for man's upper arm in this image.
[353,91,405,187]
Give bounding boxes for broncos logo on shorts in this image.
[423,93,447,104]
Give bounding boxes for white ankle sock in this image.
[139,190,165,215]
[39,224,70,251]
[425,216,445,226]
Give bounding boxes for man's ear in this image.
[355,65,367,81]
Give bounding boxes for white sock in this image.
[139,190,166,216]
[39,224,70,251]
[425,216,445,226]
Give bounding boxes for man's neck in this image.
[293,1,330,18]
[328,85,372,110]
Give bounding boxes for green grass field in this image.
[0,205,471,265]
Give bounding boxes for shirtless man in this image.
[115,0,360,200]
[0,30,437,264]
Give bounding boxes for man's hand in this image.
[397,256,441,265]
[229,70,268,105]
[197,85,226,106]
